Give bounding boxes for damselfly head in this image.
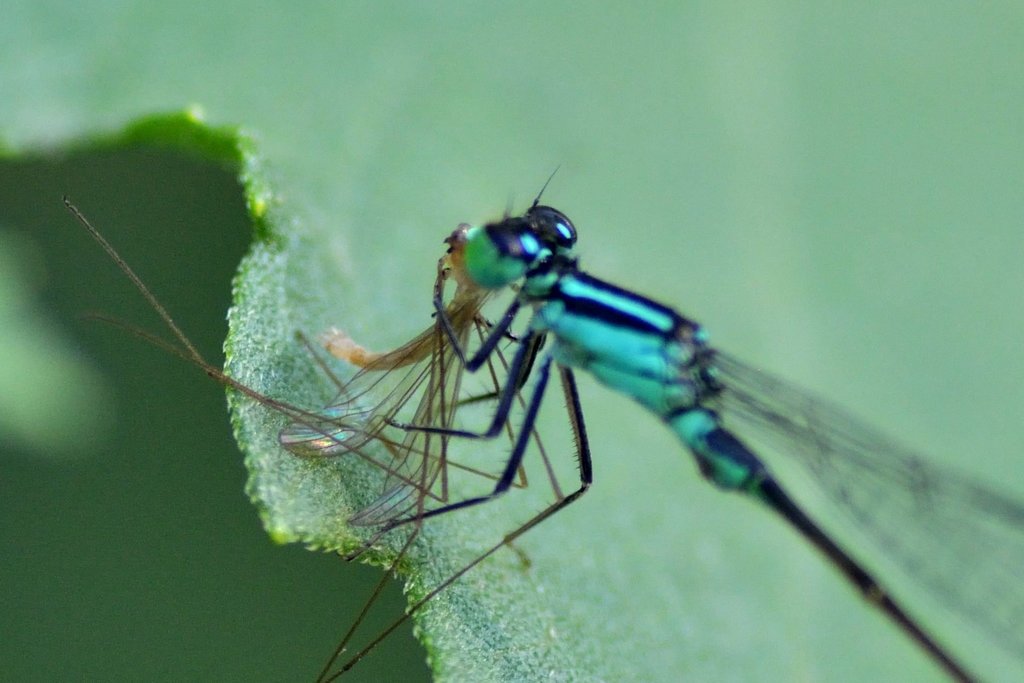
[461,206,577,291]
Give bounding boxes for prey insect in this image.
[64,198,590,681]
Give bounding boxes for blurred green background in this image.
[3,3,1023,681]
[0,150,428,680]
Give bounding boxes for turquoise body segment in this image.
[668,408,766,491]
[535,271,704,416]
[531,270,765,492]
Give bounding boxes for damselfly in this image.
[64,199,589,681]
[413,204,1024,683]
